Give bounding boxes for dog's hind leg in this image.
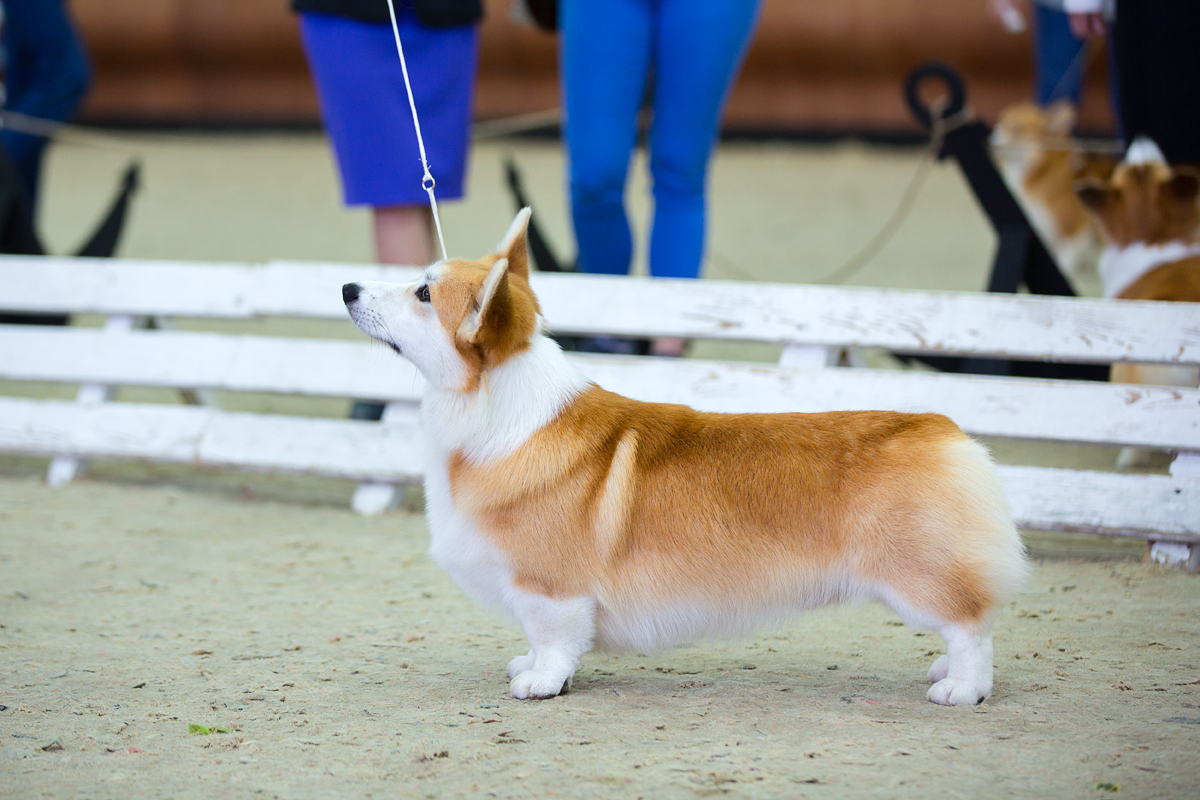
[927,624,994,706]
[508,592,597,700]
[873,584,997,706]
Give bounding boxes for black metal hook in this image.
[905,61,967,131]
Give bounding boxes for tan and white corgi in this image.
[342,210,1029,706]
[1075,138,1200,466]
[991,100,1117,291]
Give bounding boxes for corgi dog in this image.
[1075,137,1200,466]
[342,210,1029,706]
[991,100,1117,290]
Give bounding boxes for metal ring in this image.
[904,61,967,131]
[422,176,436,191]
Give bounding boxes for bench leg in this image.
[350,401,421,516]
[352,482,400,516]
[45,315,135,488]
[46,382,113,487]
[1146,542,1200,571]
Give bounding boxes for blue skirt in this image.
[299,10,477,207]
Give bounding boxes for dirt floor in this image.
[2,471,1197,800]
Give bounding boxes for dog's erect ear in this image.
[1165,167,1200,205]
[1075,178,1116,214]
[458,257,511,344]
[496,207,532,280]
[1043,99,1076,137]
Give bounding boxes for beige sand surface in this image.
[2,474,1198,799]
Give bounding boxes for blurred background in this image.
[73,0,1115,133]
[39,0,1118,277]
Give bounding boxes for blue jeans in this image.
[561,0,761,279]
[1034,4,1087,104]
[1,0,92,210]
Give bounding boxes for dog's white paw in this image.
[927,677,989,706]
[510,669,571,700]
[927,654,950,684]
[507,651,536,679]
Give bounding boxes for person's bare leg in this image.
[374,205,434,266]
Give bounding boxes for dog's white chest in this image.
[423,451,518,612]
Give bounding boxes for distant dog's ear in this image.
[1043,99,1076,137]
[458,257,511,344]
[1162,167,1200,228]
[496,207,532,280]
[1165,167,1200,205]
[1075,178,1116,214]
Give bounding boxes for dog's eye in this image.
[415,284,430,303]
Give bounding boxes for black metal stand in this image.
[0,143,141,327]
[904,62,1107,381]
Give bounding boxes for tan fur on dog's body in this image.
[343,209,1028,705]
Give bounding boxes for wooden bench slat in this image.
[0,397,424,483]
[2,396,1194,540]
[1004,466,1199,541]
[3,327,1197,450]
[4,256,1198,365]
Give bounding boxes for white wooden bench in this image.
[1,255,1197,569]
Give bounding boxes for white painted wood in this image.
[779,344,836,369]
[0,327,426,400]
[351,402,421,516]
[1170,452,1200,479]
[0,256,260,317]
[5,255,1200,539]
[3,397,1196,540]
[4,256,1197,365]
[1001,466,1199,541]
[4,328,1199,450]
[0,398,425,483]
[45,314,135,488]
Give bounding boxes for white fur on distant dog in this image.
[343,209,1028,705]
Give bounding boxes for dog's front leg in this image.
[507,592,596,699]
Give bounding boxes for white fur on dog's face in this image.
[345,268,473,392]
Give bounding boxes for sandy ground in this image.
[2,473,1197,800]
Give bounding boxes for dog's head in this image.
[990,100,1075,173]
[343,208,541,392]
[1074,139,1200,247]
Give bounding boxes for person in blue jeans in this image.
[0,0,92,211]
[561,0,761,352]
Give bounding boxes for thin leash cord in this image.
[809,97,971,286]
[384,0,447,261]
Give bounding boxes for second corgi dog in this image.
[342,210,1029,706]
[991,100,1117,290]
[1075,138,1200,467]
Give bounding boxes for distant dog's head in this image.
[343,208,541,392]
[1075,139,1200,247]
[990,100,1075,173]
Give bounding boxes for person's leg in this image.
[1113,0,1200,163]
[647,0,761,280]
[1033,5,1086,105]
[1,0,92,210]
[374,205,433,266]
[560,0,654,275]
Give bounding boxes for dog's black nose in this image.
[342,283,361,304]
